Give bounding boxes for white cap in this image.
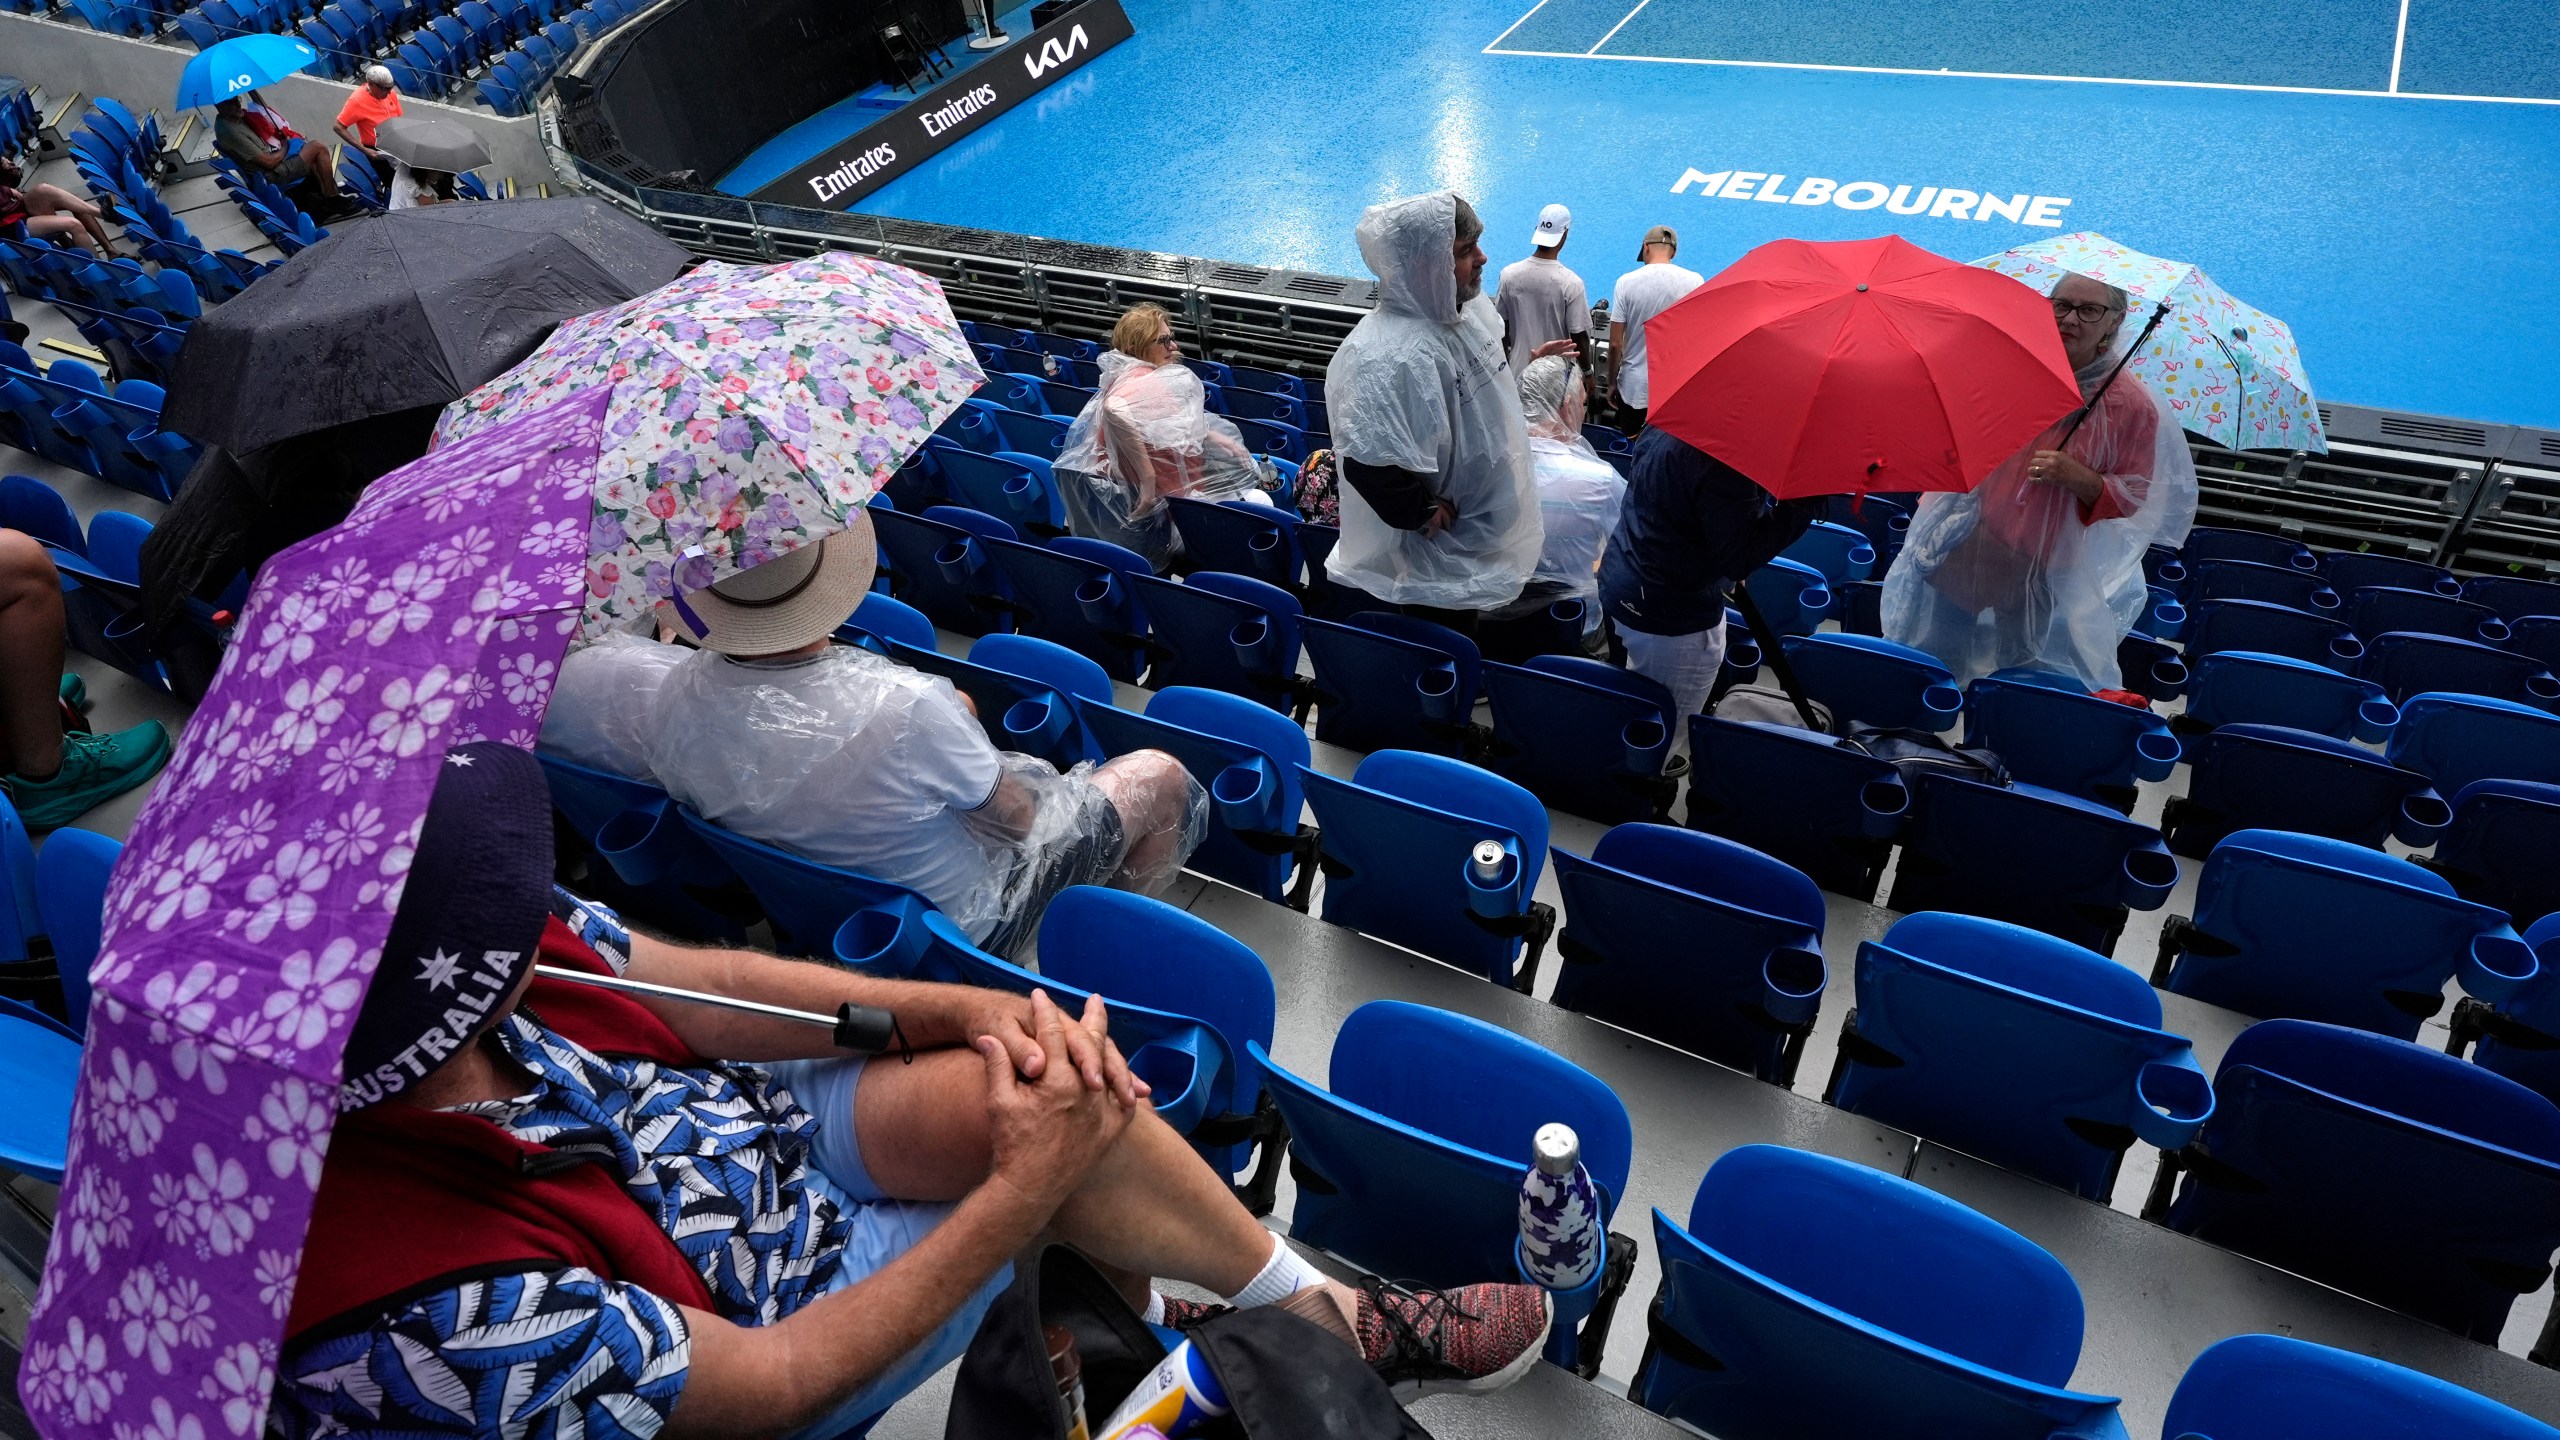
[1531,203,1571,248]
[1532,1123,1581,1176]
[363,64,395,86]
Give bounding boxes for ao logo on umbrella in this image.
[173,33,322,111]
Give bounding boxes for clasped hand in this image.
[975,990,1147,1212]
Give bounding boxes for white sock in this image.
[1223,1231,1329,1310]
[1142,1290,1166,1325]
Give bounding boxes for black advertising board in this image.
[750,0,1134,208]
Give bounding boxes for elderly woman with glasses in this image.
[1055,303,1272,569]
[1881,271,2198,691]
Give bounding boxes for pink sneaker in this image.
[1352,1278,1551,1401]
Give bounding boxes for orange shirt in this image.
[336,86,403,148]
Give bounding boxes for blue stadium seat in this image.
[834,591,937,653]
[983,535,1153,681]
[932,395,1007,455]
[675,806,933,956]
[935,446,1066,538]
[1228,415,1308,466]
[1180,357,1234,389]
[2143,583,2188,639]
[2183,597,2365,668]
[1254,999,1633,1373]
[0,1009,79,1182]
[2427,781,2560,929]
[2346,584,2511,645]
[1218,386,1304,429]
[1887,773,2177,954]
[1029,331,1098,361]
[2324,550,2462,598]
[2467,573,2560,625]
[988,406,1073,464]
[1828,913,2210,1202]
[1549,825,1826,1084]
[2163,1333,2560,1440]
[962,321,1036,349]
[2162,723,2448,856]
[2184,526,2318,572]
[1222,363,1304,400]
[1301,612,1479,757]
[2186,557,2341,614]
[36,828,120,1036]
[2386,689,2560,796]
[1300,750,1553,989]
[1479,655,1680,823]
[1740,558,1833,637]
[2361,630,2560,709]
[1293,521,1363,620]
[1782,633,1962,733]
[2511,614,2560,673]
[0,795,39,963]
[980,370,1048,414]
[1775,519,1875,585]
[1081,685,1315,908]
[2,475,86,555]
[1633,1145,2119,1440]
[1163,495,1302,590]
[535,755,752,944]
[1961,670,2178,812]
[869,504,1015,636]
[1123,570,1307,713]
[2153,1018,2560,1342]
[880,637,1102,771]
[1830,579,1883,636]
[1818,492,1910,568]
[1029,376,1092,417]
[1684,714,1907,902]
[2155,829,2531,1040]
[2183,649,2399,742]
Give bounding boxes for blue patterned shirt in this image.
[275,893,851,1440]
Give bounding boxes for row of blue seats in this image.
[0,83,39,156]
[45,108,280,303]
[0,348,201,501]
[4,472,239,698]
[205,154,329,253]
[0,795,2546,1437]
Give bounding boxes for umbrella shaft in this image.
[533,964,837,1030]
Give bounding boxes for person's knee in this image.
[0,529,61,600]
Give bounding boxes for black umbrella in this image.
[160,196,691,453]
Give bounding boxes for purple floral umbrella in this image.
[15,392,611,1440]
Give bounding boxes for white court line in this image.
[2388,0,2412,92]
[1478,43,2560,106]
[1586,0,1655,55]
[1484,0,1554,53]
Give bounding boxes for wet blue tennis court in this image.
[809,0,2560,428]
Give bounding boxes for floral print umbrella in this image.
[1975,233,2326,454]
[434,253,984,638]
[17,392,610,1440]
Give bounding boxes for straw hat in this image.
[652,508,877,657]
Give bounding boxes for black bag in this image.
[945,1246,1430,1440]
[1844,724,2012,788]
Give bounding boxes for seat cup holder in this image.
[2479,619,2514,645]
[933,538,981,586]
[2148,657,2190,697]
[1210,759,1284,834]
[2353,698,2400,745]
[1463,839,1523,919]
[1002,694,1070,752]
[830,905,928,977]
[1919,682,1964,730]
[1230,615,1280,674]
[1759,946,1827,1028]
[2151,598,2188,634]
[2134,729,2184,779]
[1417,662,1465,725]
[1858,778,1909,838]
[2465,934,2542,1005]
[2528,673,2560,702]
[2307,587,2341,611]
[1073,573,1125,628]
[1622,717,1671,776]
[2326,634,2365,663]
[2131,1059,2214,1151]
[2120,847,2180,910]
[2288,552,2321,573]
[2395,792,2453,847]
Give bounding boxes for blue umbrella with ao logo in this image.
[175,33,321,110]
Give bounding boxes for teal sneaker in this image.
[5,721,172,830]
[57,673,89,716]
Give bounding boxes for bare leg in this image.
[24,185,112,257]
[854,1046,1272,1298]
[1090,748,1194,894]
[25,214,106,260]
[0,532,67,780]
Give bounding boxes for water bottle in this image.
[1517,1122,1601,1290]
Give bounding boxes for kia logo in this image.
[1022,25,1088,77]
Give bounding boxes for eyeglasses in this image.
[1148,333,1179,350]
[2051,300,2122,324]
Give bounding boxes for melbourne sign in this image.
[1673,166,2074,228]
[756,0,1133,207]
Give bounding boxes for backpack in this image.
[1844,724,2012,788]
[946,1245,1429,1440]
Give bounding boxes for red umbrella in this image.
[1644,235,2081,498]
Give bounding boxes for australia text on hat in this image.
[1672,168,2071,228]
[338,947,524,1107]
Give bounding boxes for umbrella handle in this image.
[2051,302,2172,452]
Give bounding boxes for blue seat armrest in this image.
[2130,1054,2213,1152]
[2464,933,2541,1007]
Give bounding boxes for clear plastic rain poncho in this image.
[1323,192,1544,610]
[1882,340,2199,690]
[1511,355,1625,625]
[535,631,687,782]
[645,644,1204,945]
[1057,352,1273,569]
